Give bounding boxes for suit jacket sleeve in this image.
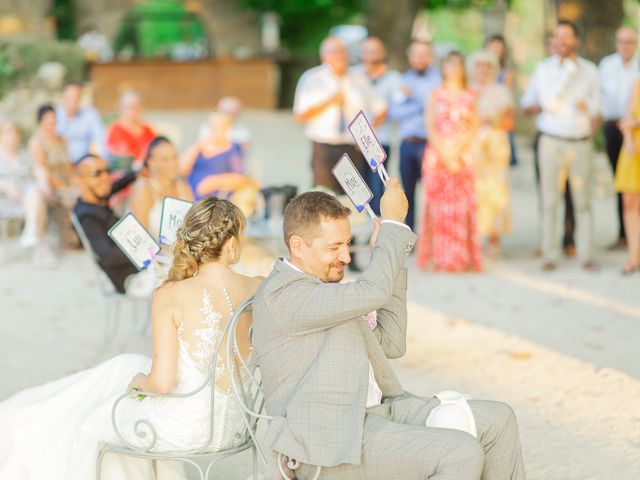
[372,267,408,359]
[266,223,416,336]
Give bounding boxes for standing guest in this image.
[293,36,386,192]
[73,154,153,296]
[388,40,441,230]
[615,79,640,274]
[56,82,106,163]
[528,31,576,257]
[352,36,402,215]
[417,51,482,272]
[0,121,54,266]
[484,33,518,167]
[484,34,515,89]
[599,26,639,250]
[106,91,155,171]
[469,50,514,256]
[521,20,600,271]
[129,136,193,239]
[28,104,79,249]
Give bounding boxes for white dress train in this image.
[0,288,253,479]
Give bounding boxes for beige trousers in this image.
[538,134,594,262]
[268,394,526,480]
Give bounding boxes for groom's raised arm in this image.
[266,223,416,336]
[372,265,409,359]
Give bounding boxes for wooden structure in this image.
[90,58,278,112]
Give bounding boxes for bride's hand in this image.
[128,373,148,391]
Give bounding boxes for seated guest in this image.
[215,96,251,155]
[56,82,106,163]
[253,183,526,479]
[73,154,153,296]
[0,121,54,266]
[128,136,193,239]
[106,90,155,171]
[28,104,79,249]
[181,112,257,204]
[469,50,514,256]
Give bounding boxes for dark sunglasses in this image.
[87,168,111,178]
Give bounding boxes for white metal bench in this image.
[225,298,321,480]
[97,296,262,480]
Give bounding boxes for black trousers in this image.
[603,120,626,240]
[311,142,363,192]
[533,131,575,248]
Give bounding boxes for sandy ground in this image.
[1,110,639,479]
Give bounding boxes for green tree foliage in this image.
[50,0,77,41]
[425,0,510,7]
[242,0,365,56]
[244,0,511,58]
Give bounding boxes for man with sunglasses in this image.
[73,153,152,296]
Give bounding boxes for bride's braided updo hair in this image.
[167,197,246,282]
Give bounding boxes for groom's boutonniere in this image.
[363,311,377,330]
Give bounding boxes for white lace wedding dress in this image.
[0,288,254,479]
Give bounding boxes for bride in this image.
[0,197,263,479]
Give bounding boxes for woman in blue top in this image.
[180,112,252,201]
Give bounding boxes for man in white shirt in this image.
[521,20,601,271]
[599,26,639,249]
[352,36,402,215]
[293,36,386,192]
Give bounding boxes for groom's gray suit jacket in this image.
[252,223,417,468]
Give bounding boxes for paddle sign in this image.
[348,110,390,185]
[158,196,193,246]
[108,213,161,271]
[332,153,377,219]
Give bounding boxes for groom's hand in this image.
[380,177,408,223]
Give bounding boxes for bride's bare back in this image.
[145,265,262,394]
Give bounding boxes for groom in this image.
[252,178,526,479]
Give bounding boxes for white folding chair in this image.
[70,212,150,341]
[97,296,261,480]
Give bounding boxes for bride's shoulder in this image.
[153,281,183,305]
[231,273,264,296]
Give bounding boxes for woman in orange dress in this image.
[416,51,482,272]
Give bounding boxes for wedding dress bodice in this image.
[116,287,254,453]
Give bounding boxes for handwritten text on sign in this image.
[108,213,161,270]
[159,196,194,246]
[332,153,373,213]
[348,110,387,172]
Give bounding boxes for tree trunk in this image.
[481,0,508,40]
[555,0,624,62]
[366,0,425,71]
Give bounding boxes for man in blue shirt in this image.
[389,40,441,230]
[56,82,106,163]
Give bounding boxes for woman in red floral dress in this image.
[417,51,482,272]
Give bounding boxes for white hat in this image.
[426,390,477,438]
